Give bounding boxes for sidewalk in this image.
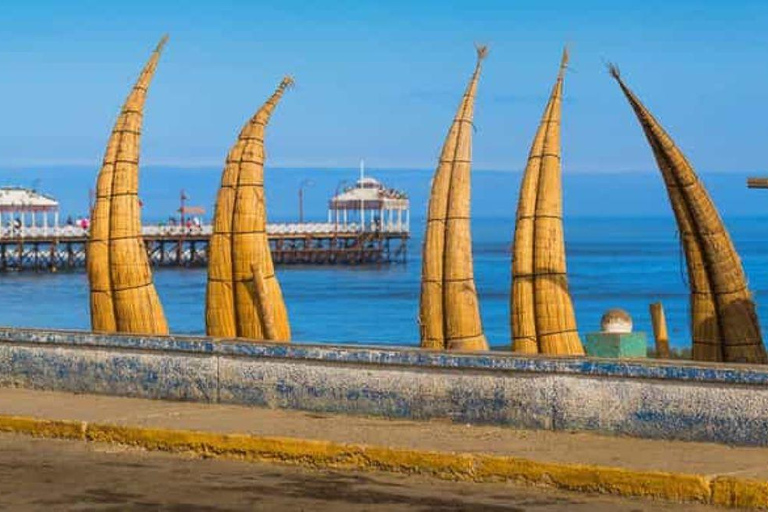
[0,387,766,508]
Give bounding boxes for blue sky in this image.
[1,0,767,178]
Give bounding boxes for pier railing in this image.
[0,222,408,240]
[0,222,409,270]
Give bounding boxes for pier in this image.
[0,222,409,271]
[0,169,411,271]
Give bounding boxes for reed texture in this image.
[253,266,277,341]
[510,49,583,355]
[419,46,488,351]
[87,36,169,335]
[611,65,766,364]
[205,77,293,341]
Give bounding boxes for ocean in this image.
[0,166,766,350]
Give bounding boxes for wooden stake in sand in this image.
[510,48,583,356]
[205,77,293,341]
[611,65,766,364]
[87,36,169,335]
[419,46,488,351]
[650,302,670,359]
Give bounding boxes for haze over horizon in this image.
[1,0,767,173]
[2,165,767,222]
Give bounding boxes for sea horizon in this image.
[0,165,766,221]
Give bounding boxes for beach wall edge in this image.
[0,327,767,446]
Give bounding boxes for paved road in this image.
[0,433,721,511]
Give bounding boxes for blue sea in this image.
[0,166,766,350]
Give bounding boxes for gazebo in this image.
[328,162,409,232]
[0,187,59,236]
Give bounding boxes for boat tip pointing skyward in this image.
[87,35,169,335]
[609,63,767,364]
[419,45,488,352]
[206,75,293,342]
[510,46,583,356]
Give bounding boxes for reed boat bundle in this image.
[510,49,583,356]
[87,36,169,335]
[419,46,488,352]
[205,77,293,341]
[610,65,767,364]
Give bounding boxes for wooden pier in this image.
[0,171,411,272]
[0,223,409,272]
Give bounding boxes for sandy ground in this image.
[0,432,726,512]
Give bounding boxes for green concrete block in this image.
[584,332,648,359]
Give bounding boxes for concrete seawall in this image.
[0,327,766,446]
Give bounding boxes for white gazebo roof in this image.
[0,187,59,212]
[330,176,409,211]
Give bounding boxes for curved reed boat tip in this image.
[613,71,766,364]
[607,62,621,81]
[155,34,169,52]
[475,44,489,61]
[88,37,170,335]
[510,50,583,356]
[419,46,488,352]
[281,76,295,89]
[206,76,292,342]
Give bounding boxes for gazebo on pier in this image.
[0,187,59,237]
[328,162,410,233]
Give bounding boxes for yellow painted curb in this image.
[474,454,711,503]
[712,477,768,509]
[0,416,85,440]
[0,414,764,508]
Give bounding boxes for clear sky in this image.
[1,0,767,174]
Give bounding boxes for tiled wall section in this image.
[0,327,766,446]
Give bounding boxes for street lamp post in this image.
[179,189,187,230]
[299,179,314,224]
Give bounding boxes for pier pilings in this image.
[0,223,409,271]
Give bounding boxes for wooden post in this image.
[49,241,57,272]
[650,302,670,359]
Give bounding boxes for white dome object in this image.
[600,309,633,334]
